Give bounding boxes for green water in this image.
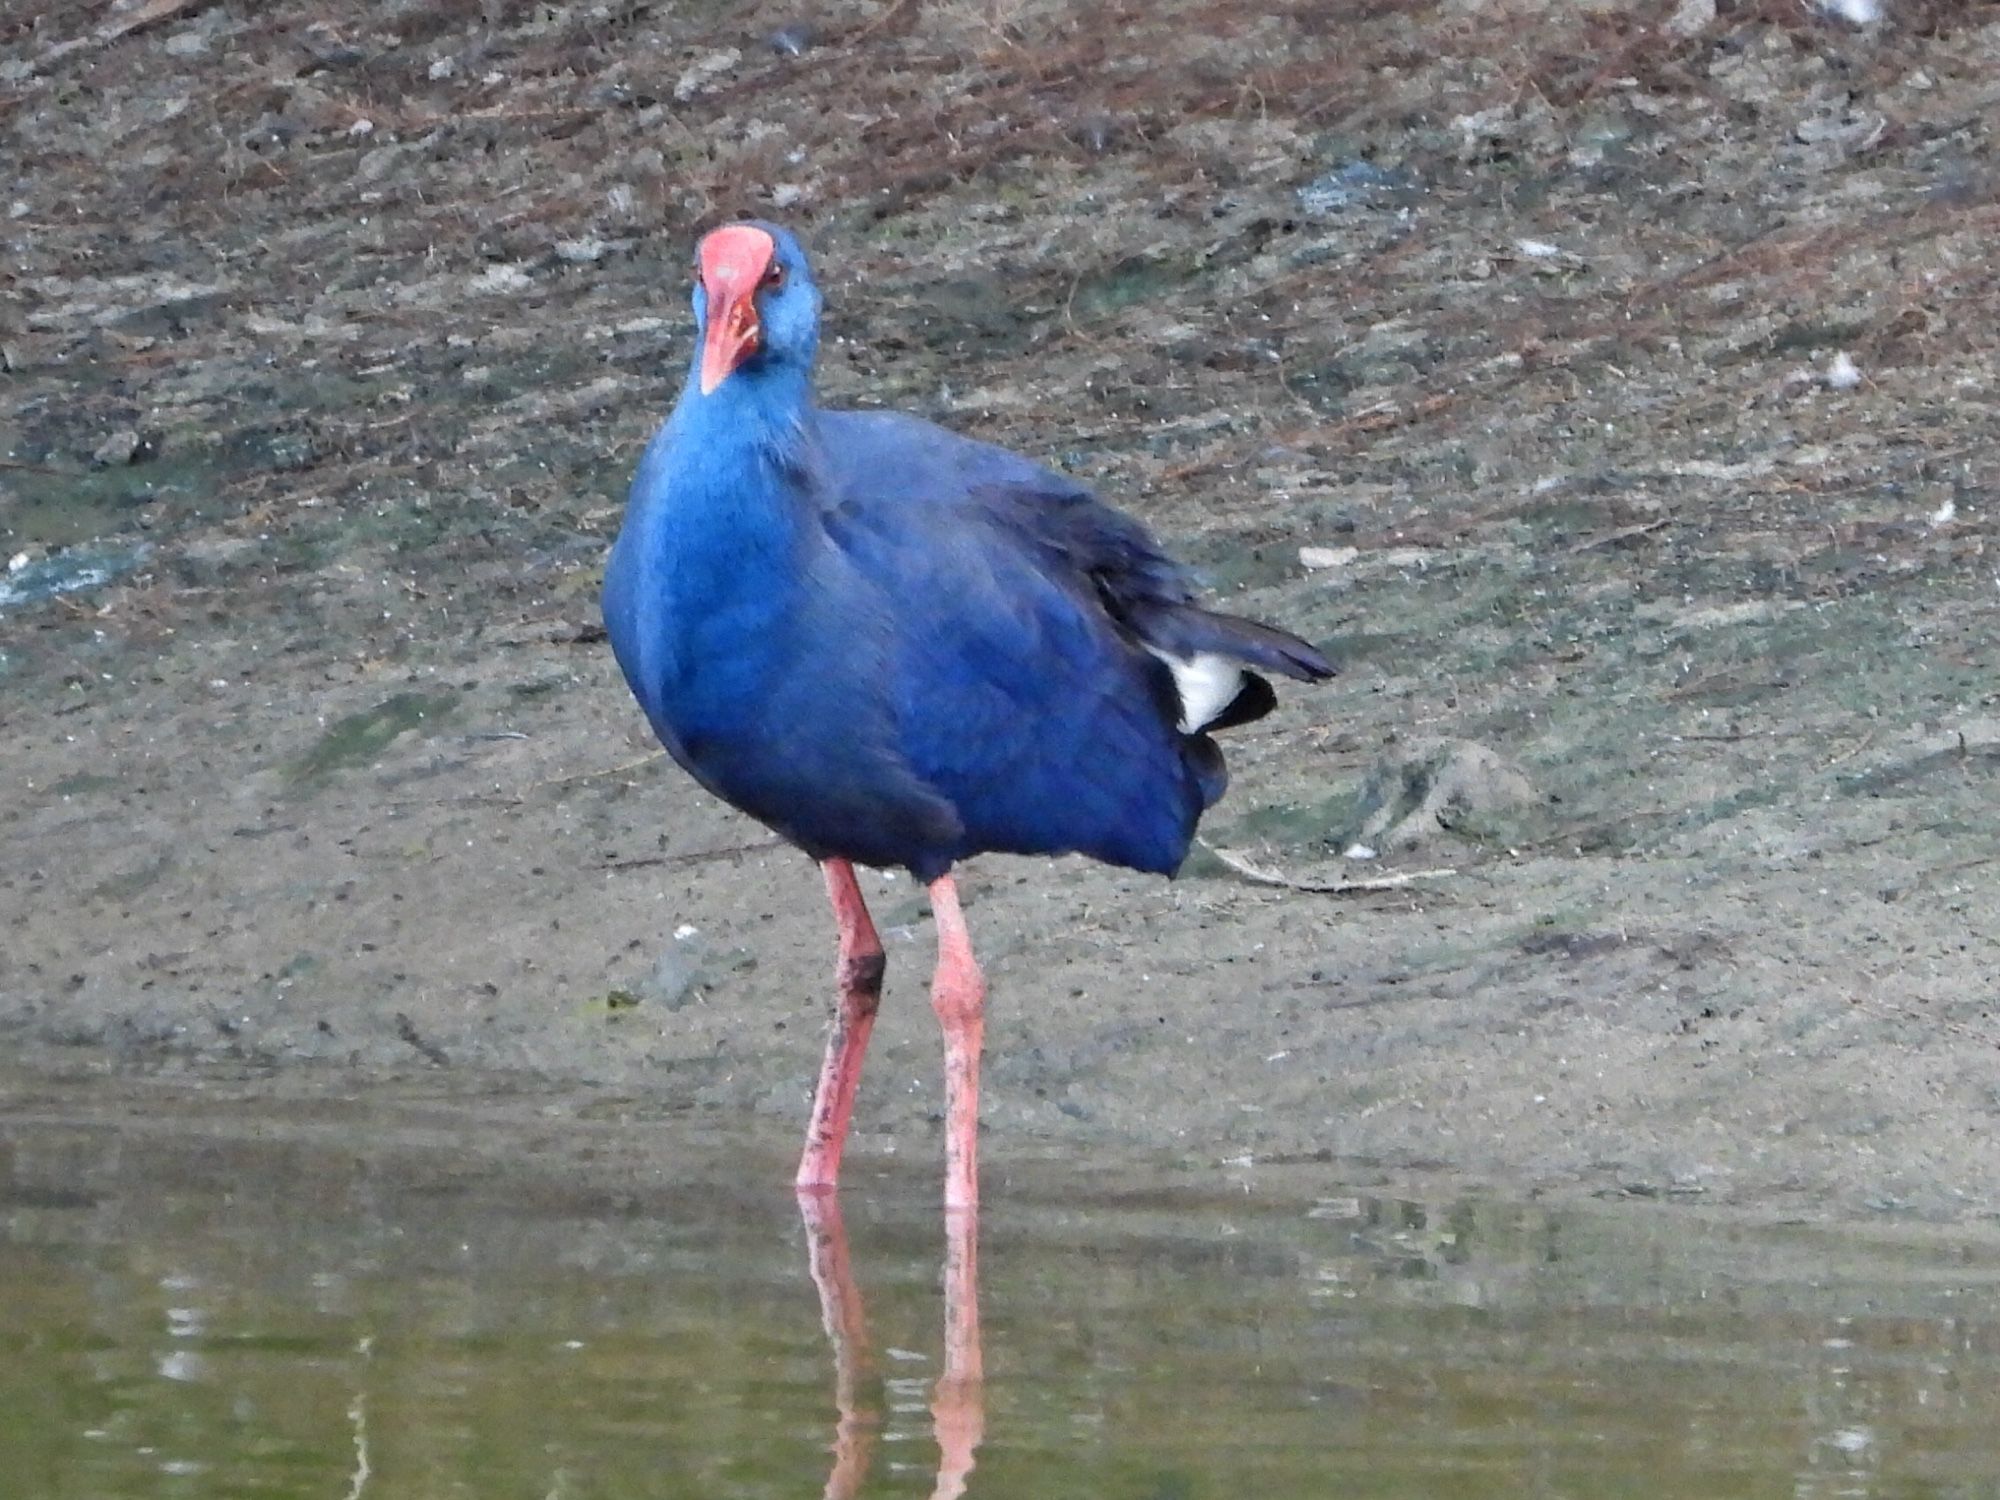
[2,1097,1997,1498]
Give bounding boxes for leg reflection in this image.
[798,1195,986,1500]
[800,1192,879,1500]
[930,1206,984,1500]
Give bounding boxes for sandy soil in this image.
[4,0,1998,1220]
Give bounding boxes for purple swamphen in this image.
[602,222,1333,1209]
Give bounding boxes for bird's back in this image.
[801,409,1241,876]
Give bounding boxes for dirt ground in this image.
[4,0,1999,1221]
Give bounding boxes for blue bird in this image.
[603,222,1333,1210]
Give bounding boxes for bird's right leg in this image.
[797,858,886,1194]
[926,874,986,1213]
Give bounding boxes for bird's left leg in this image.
[926,874,986,1212]
[798,859,886,1194]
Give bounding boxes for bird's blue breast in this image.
[604,425,802,762]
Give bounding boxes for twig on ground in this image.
[392,1012,449,1067]
[1199,840,1455,894]
[596,839,783,872]
[1819,730,1876,770]
[1568,518,1672,553]
[525,750,665,793]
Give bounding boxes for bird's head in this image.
[690,220,820,397]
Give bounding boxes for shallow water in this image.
[0,540,150,612]
[3,1094,1998,1498]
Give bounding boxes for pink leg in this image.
[797,859,886,1194]
[926,874,986,1213]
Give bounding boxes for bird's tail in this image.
[1133,604,1336,685]
[1132,603,1334,739]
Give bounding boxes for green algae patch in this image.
[289,691,461,785]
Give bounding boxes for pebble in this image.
[92,429,141,467]
[468,263,533,294]
[1665,0,1715,37]
[674,48,741,102]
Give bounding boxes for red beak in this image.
[697,224,777,395]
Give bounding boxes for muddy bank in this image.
[3,0,1999,1220]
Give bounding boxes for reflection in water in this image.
[5,1102,2000,1498]
[801,1195,983,1500]
[802,1193,878,1499]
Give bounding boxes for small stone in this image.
[1299,545,1359,570]
[771,184,807,209]
[469,263,533,294]
[427,55,457,80]
[674,47,741,102]
[767,23,814,56]
[641,942,702,1011]
[1353,739,1537,851]
[1826,351,1862,389]
[356,145,407,183]
[92,430,141,467]
[1664,0,1715,38]
[1452,105,1516,160]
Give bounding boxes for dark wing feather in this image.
[964,475,1337,694]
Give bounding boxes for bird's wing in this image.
[805,409,1235,871]
[962,470,1334,684]
[815,411,1333,727]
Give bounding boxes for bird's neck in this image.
[625,364,818,543]
[623,363,821,581]
[603,362,822,740]
[670,362,816,473]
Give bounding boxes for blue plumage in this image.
[603,223,1332,884]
